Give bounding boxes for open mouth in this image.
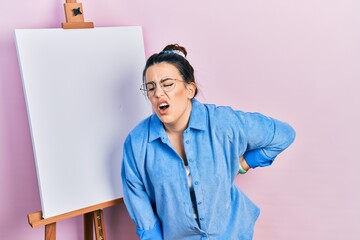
[159,103,170,111]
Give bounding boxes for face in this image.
[145,62,196,131]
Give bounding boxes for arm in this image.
[121,137,163,240]
[239,112,296,169]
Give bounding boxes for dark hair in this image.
[142,44,198,97]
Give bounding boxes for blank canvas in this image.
[15,26,151,218]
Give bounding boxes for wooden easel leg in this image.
[93,210,106,240]
[84,212,94,240]
[45,223,56,240]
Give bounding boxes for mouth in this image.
[158,102,170,113]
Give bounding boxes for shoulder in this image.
[192,100,247,137]
[193,99,236,116]
[201,101,246,125]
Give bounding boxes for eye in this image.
[161,79,175,88]
[163,82,174,88]
[146,82,156,91]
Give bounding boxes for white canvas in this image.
[15,27,151,218]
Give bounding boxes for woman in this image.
[121,44,296,239]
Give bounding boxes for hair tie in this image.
[161,49,186,58]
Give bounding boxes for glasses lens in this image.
[140,82,156,96]
[140,79,177,97]
[160,79,176,92]
[146,82,156,93]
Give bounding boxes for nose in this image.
[153,83,165,97]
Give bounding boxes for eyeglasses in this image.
[140,78,183,96]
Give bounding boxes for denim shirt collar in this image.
[148,98,207,142]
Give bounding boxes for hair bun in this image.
[162,44,187,57]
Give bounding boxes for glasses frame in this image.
[140,78,184,97]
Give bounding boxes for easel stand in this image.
[62,0,94,29]
[28,199,122,240]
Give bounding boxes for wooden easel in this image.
[28,198,122,240]
[29,3,118,239]
[62,0,94,29]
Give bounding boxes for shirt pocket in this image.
[147,155,182,183]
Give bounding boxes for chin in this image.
[158,116,173,124]
[156,114,174,125]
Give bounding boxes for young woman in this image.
[121,44,296,239]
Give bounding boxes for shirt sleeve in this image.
[239,112,296,168]
[121,136,163,240]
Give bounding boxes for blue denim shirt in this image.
[121,99,295,240]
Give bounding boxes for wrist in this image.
[238,162,248,174]
[239,156,250,174]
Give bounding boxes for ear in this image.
[186,82,197,99]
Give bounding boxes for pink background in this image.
[1,0,359,239]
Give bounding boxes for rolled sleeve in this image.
[136,221,163,240]
[242,112,296,168]
[244,148,274,168]
[121,136,163,239]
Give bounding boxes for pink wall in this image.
[1,0,359,239]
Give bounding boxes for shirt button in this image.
[189,158,193,162]
[194,181,199,185]
[185,140,190,144]
[197,201,202,205]
[200,217,204,221]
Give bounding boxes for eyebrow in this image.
[146,77,175,83]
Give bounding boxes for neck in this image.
[165,124,186,135]
[164,101,192,135]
